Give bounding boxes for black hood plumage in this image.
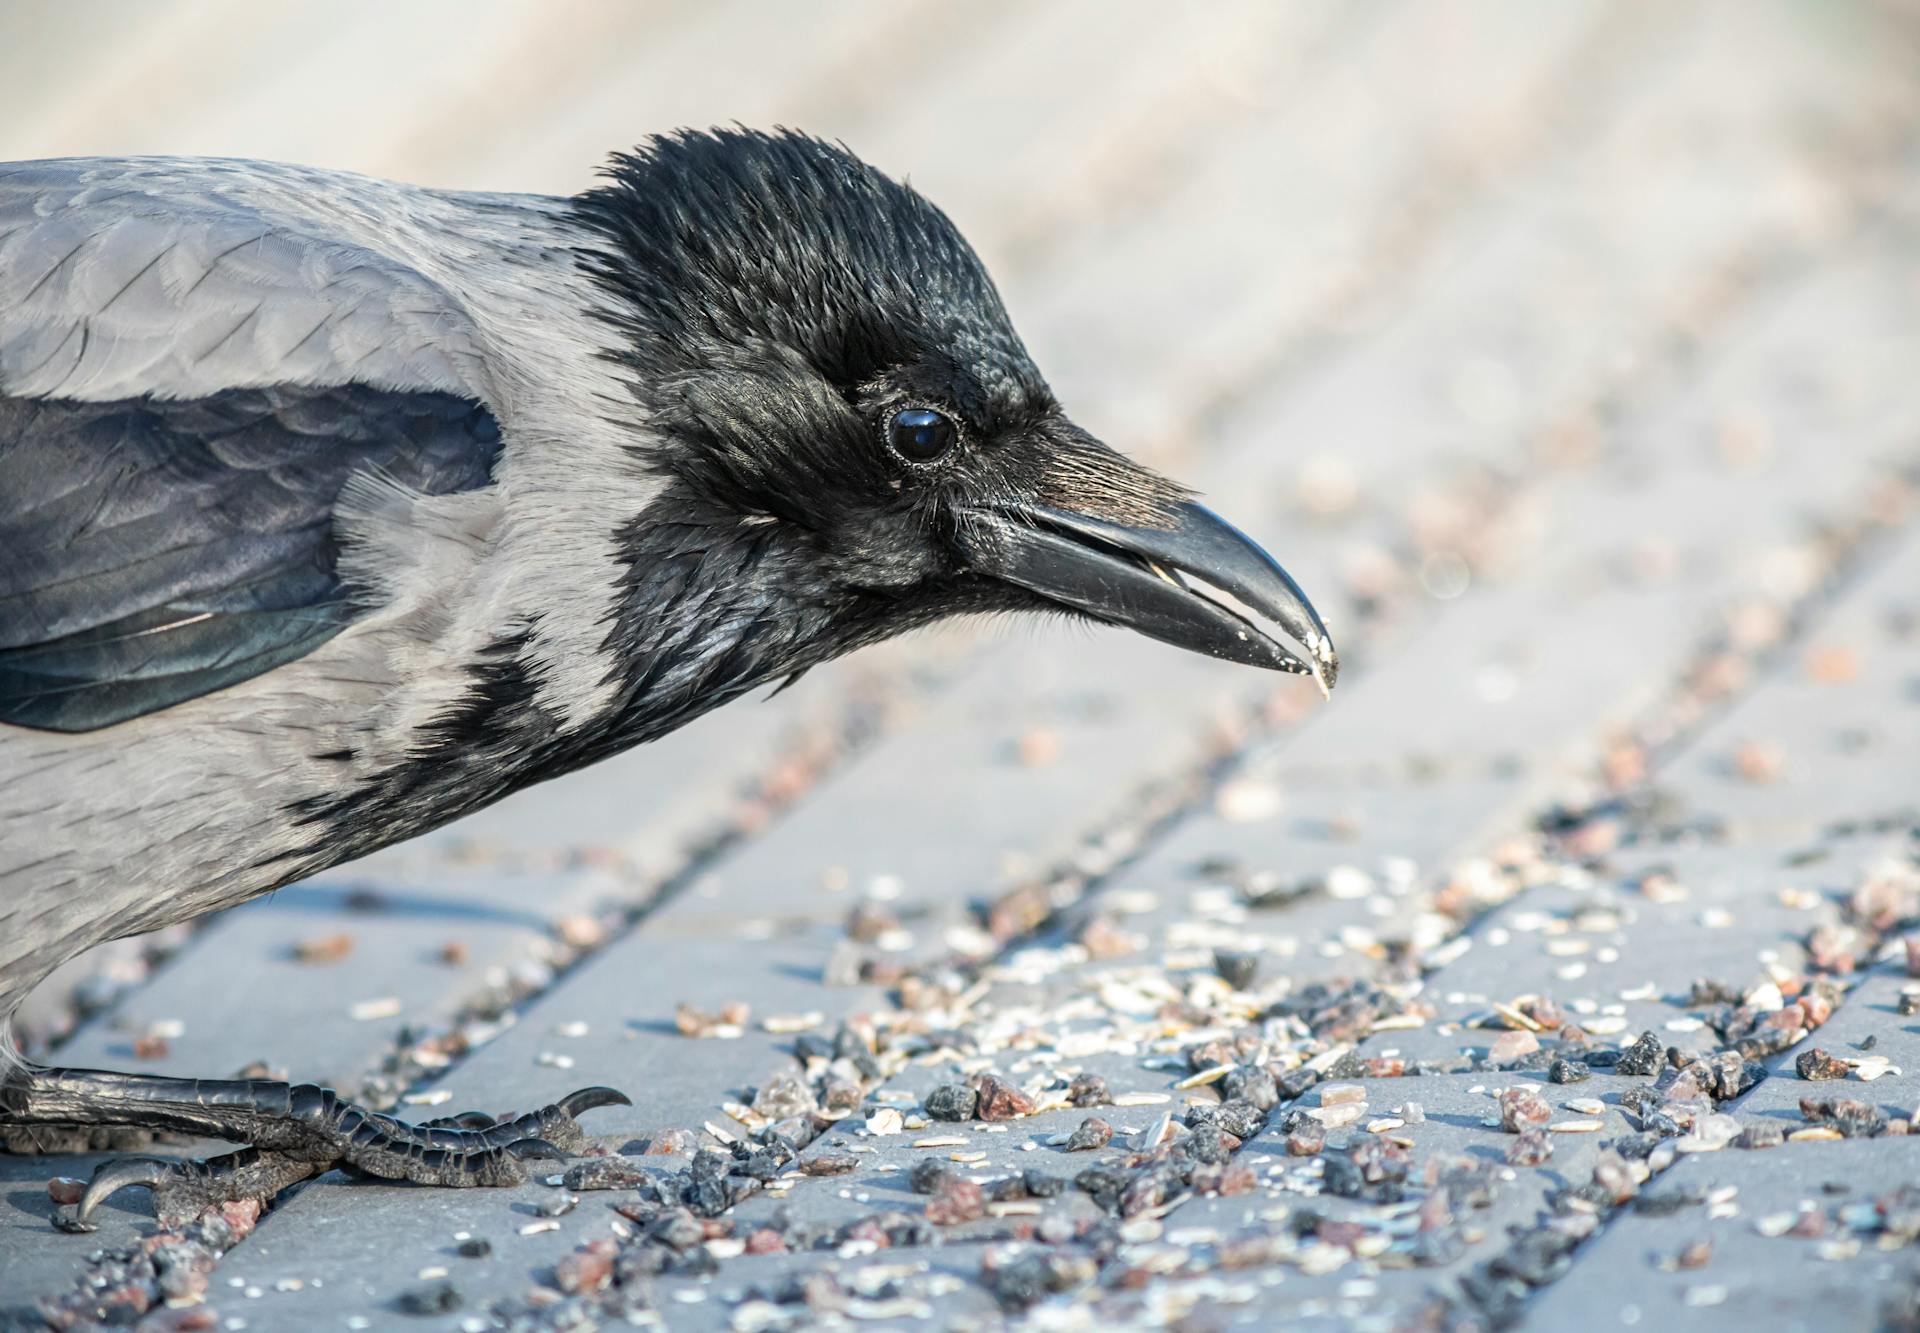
[571,129,1183,531]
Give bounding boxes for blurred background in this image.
[7,0,1920,1062]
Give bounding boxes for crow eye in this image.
[885,407,959,465]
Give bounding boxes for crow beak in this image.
[959,500,1339,696]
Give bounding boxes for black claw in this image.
[556,1086,631,1117]
[77,1155,174,1221]
[505,1137,568,1163]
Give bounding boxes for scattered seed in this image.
[292,933,354,965]
[1307,1103,1366,1128]
[1491,1001,1544,1033]
[1175,1065,1235,1090]
[801,1153,859,1177]
[674,1001,748,1038]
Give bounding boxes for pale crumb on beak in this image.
[1145,559,1184,589]
[1304,630,1335,700]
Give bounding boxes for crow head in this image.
[574,129,1337,721]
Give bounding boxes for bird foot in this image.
[1,1066,630,1230]
[62,1148,326,1232]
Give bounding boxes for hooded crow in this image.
[0,129,1337,1226]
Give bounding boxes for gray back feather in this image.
[0,158,504,404]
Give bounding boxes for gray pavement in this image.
[5,2,1920,1330]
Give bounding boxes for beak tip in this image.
[1306,631,1339,699]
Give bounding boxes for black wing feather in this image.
[0,384,500,731]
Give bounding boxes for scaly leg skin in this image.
[0,1065,630,1231]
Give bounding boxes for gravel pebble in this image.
[1064,1117,1113,1151]
[924,1084,979,1122]
[1796,1047,1849,1081]
[1499,1086,1552,1132]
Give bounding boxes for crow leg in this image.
[0,1065,630,1228]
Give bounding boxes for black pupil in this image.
[889,408,956,462]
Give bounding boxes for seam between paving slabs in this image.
[1171,0,1651,436]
